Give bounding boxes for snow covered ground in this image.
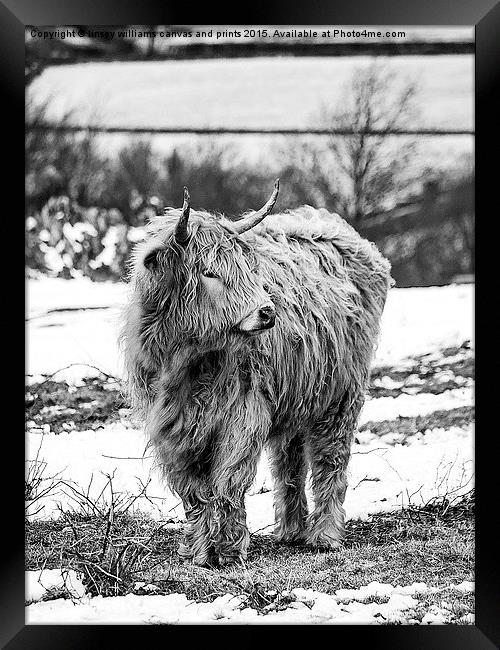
[25,278,474,624]
[26,277,473,382]
[26,404,473,528]
[26,570,474,624]
[26,278,474,526]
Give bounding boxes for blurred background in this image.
[25,26,474,287]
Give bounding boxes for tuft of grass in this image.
[25,434,64,517]
[409,588,474,625]
[26,472,179,597]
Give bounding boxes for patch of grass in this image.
[26,377,126,434]
[370,341,474,398]
[26,492,474,611]
[359,405,474,442]
[26,343,474,437]
[26,513,184,597]
[26,471,181,597]
[410,588,474,624]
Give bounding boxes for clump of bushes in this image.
[25,113,473,286]
[26,195,150,281]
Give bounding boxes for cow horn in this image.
[232,179,280,235]
[174,187,191,244]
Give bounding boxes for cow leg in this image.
[212,472,257,566]
[161,460,217,566]
[306,387,364,549]
[178,492,218,566]
[210,443,265,566]
[209,387,271,565]
[215,495,250,566]
[269,435,308,543]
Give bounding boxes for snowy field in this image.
[25,278,474,624]
[27,277,473,381]
[29,56,473,131]
[26,569,473,624]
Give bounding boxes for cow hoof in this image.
[274,529,306,545]
[305,532,343,550]
[190,547,220,568]
[191,554,214,567]
[217,552,246,568]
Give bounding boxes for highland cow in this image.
[122,180,392,566]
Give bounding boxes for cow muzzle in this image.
[238,303,276,334]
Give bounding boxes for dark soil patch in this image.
[359,405,474,443]
[369,341,474,398]
[26,378,126,434]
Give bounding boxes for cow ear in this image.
[143,248,162,270]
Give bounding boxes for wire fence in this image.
[25,35,474,286]
[26,123,475,137]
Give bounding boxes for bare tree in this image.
[321,62,419,223]
[276,138,341,212]
[276,63,420,222]
[26,97,106,211]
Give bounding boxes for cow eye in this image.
[144,248,162,270]
[202,270,220,280]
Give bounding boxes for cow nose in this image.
[259,305,276,326]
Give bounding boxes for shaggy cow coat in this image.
[122,201,392,566]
